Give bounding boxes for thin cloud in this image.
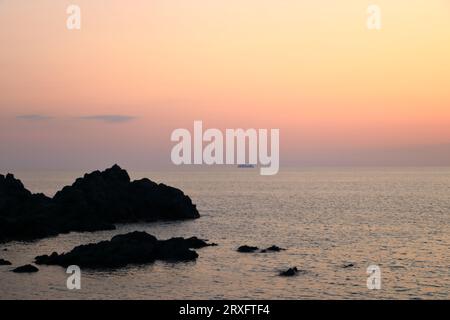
[16,114,52,121]
[79,115,136,123]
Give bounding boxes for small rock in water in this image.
[279,267,299,277]
[0,258,12,265]
[261,245,285,253]
[237,245,259,253]
[12,264,39,273]
[184,237,218,248]
[342,263,355,268]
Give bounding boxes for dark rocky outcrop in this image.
[0,165,200,243]
[35,231,215,269]
[0,173,57,242]
[0,258,12,265]
[237,245,259,253]
[279,267,299,277]
[12,264,39,273]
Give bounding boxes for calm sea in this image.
[0,168,449,299]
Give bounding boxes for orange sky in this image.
[1,0,450,169]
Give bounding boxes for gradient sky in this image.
[1,0,450,170]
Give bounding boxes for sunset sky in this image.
[1,0,450,170]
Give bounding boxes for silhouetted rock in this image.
[237,245,259,253]
[238,245,285,253]
[0,165,200,243]
[183,237,217,248]
[0,258,12,265]
[35,231,215,269]
[279,267,298,277]
[0,173,57,242]
[261,245,285,253]
[12,264,39,273]
[342,263,355,268]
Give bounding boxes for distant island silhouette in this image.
[0,165,199,243]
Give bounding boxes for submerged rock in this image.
[0,165,200,243]
[342,263,355,268]
[35,231,215,269]
[279,267,299,277]
[237,245,259,253]
[261,245,286,253]
[12,264,39,273]
[0,258,12,265]
[238,245,285,253]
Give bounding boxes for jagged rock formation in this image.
[0,165,199,243]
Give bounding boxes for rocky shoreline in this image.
[0,166,298,277]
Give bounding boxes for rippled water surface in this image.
[0,168,449,299]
